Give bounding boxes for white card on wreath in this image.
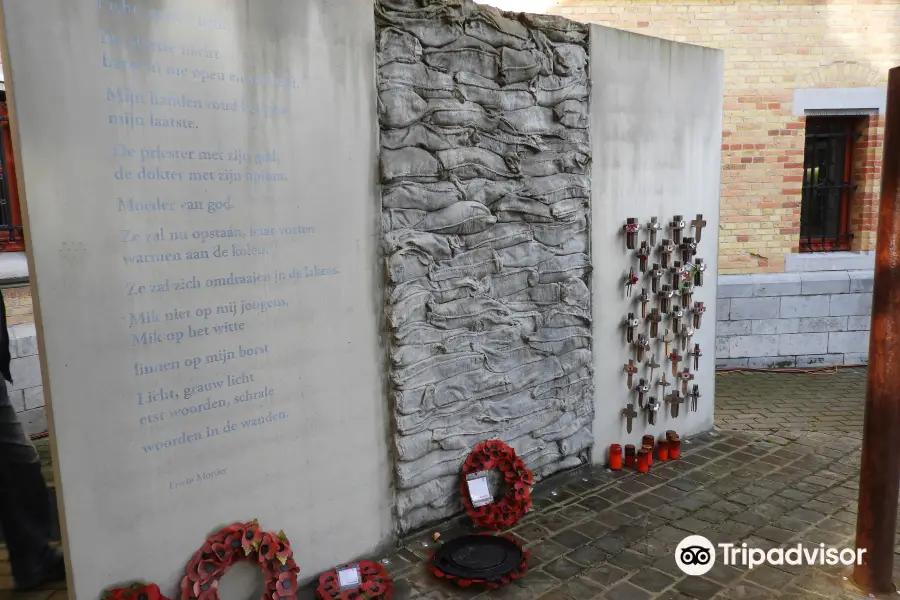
[466,472,492,507]
[337,565,361,589]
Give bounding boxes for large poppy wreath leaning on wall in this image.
[181,519,300,600]
[100,520,300,600]
[459,440,534,530]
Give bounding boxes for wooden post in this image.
[853,66,900,595]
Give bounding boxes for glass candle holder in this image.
[637,448,650,473]
[609,444,623,470]
[625,444,636,468]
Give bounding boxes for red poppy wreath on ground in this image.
[315,560,392,600]
[460,440,534,530]
[103,582,170,600]
[429,533,530,589]
[180,519,300,600]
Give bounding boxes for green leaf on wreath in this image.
[278,530,287,542]
[278,556,287,566]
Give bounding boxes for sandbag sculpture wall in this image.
[376,0,594,532]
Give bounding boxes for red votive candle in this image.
[609,444,623,470]
[624,444,636,468]
[668,434,681,459]
[642,434,655,451]
[657,440,670,461]
[642,443,653,468]
[637,448,650,473]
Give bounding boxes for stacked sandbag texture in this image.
[376,0,593,533]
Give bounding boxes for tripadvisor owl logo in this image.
[675,535,868,575]
[675,535,716,576]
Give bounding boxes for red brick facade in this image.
[552,0,897,274]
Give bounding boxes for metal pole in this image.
[853,66,900,595]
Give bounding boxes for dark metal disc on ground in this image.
[432,535,524,583]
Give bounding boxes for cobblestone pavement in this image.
[715,368,866,437]
[3,371,887,599]
[383,429,872,600]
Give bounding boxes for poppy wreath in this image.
[429,533,529,589]
[180,519,300,600]
[315,560,392,600]
[460,440,534,530]
[103,582,170,600]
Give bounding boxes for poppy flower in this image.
[274,571,298,597]
[274,540,293,565]
[317,579,339,597]
[210,543,232,566]
[365,580,386,596]
[210,530,230,545]
[186,556,206,583]
[263,562,294,585]
[242,525,263,554]
[285,558,300,574]
[193,559,223,582]
[223,533,243,554]
[193,579,218,600]
[134,584,164,600]
[257,532,279,562]
[271,556,298,577]
[318,572,337,587]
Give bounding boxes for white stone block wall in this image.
[6,323,45,436]
[716,270,873,368]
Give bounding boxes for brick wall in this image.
[3,285,34,325]
[552,0,900,275]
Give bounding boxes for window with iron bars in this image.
[799,116,861,252]
[0,100,23,251]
